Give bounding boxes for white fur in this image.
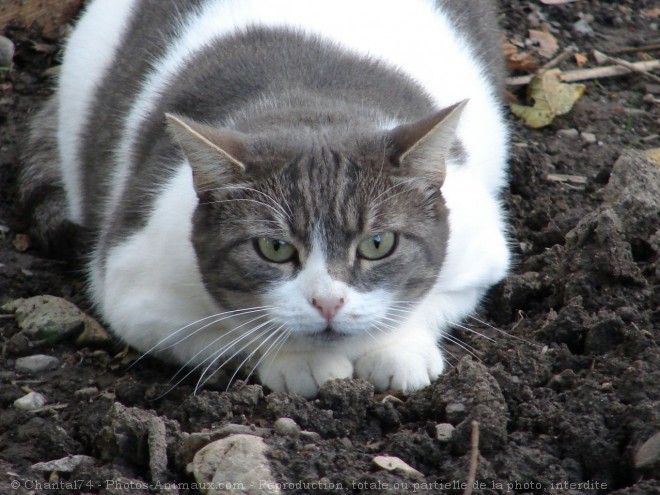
[57,0,138,223]
[106,0,506,225]
[60,0,510,397]
[98,164,219,362]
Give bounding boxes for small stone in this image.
[14,391,46,411]
[74,386,99,398]
[32,455,95,474]
[0,35,15,67]
[573,19,594,35]
[372,455,424,478]
[381,394,405,405]
[557,128,579,139]
[2,295,107,345]
[299,430,322,443]
[581,132,597,144]
[273,417,300,438]
[445,402,468,423]
[15,354,60,374]
[190,434,281,494]
[634,431,660,470]
[435,423,455,442]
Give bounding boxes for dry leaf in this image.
[528,29,559,59]
[510,69,586,128]
[502,42,539,72]
[647,8,660,18]
[12,233,32,252]
[644,147,660,165]
[574,53,588,67]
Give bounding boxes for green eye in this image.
[255,238,297,263]
[357,232,397,260]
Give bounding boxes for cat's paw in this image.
[354,343,444,393]
[258,352,353,398]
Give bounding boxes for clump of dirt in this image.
[1,1,659,494]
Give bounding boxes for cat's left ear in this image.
[389,99,468,186]
[165,113,248,196]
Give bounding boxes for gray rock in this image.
[581,131,597,144]
[557,128,579,139]
[445,402,468,423]
[32,455,95,474]
[190,434,281,494]
[573,19,594,35]
[372,455,423,478]
[14,391,46,411]
[0,35,15,67]
[2,295,110,345]
[273,418,300,438]
[435,423,455,442]
[15,354,60,374]
[634,431,660,471]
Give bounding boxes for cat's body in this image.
[21,0,510,397]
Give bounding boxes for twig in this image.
[463,420,480,495]
[594,51,660,84]
[0,314,15,320]
[610,43,660,55]
[541,45,577,71]
[507,59,660,86]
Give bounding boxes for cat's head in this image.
[166,101,465,346]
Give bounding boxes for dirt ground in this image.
[1,1,659,494]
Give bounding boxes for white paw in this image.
[354,343,444,393]
[258,352,353,398]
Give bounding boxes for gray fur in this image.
[19,100,86,258]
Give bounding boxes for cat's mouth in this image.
[314,326,348,343]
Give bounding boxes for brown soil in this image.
[1,1,659,494]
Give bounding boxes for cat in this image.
[20,0,510,398]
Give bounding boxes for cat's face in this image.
[191,137,449,344]
[166,102,464,346]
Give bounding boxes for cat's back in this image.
[57,0,506,228]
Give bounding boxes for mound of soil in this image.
[1,1,658,494]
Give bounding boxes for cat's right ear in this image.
[165,113,248,196]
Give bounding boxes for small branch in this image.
[507,59,660,86]
[0,314,16,320]
[610,43,660,55]
[541,45,577,71]
[594,51,660,84]
[463,420,480,495]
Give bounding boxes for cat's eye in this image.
[254,238,297,263]
[357,232,397,260]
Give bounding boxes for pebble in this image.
[32,455,95,474]
[0,35,15,67]
[634,431,660,470]
[74,386,99,398]
[573,19,594,35]
[14,391,46,411]
[435,423,455,443]
[2,295,110,345]
[15,354,60,374]
[372,455,423,478]
[299,430,322,443]
[581,132,597,144]
[557,128,579,139]
[191,434,281,494]
[273,417,300,438]
[445,402,468,423]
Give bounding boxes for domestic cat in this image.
[20,0,510,398]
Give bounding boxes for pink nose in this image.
[311,296,345,321]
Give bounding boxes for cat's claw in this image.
[258,352,353,398]
[354,344,444,393]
